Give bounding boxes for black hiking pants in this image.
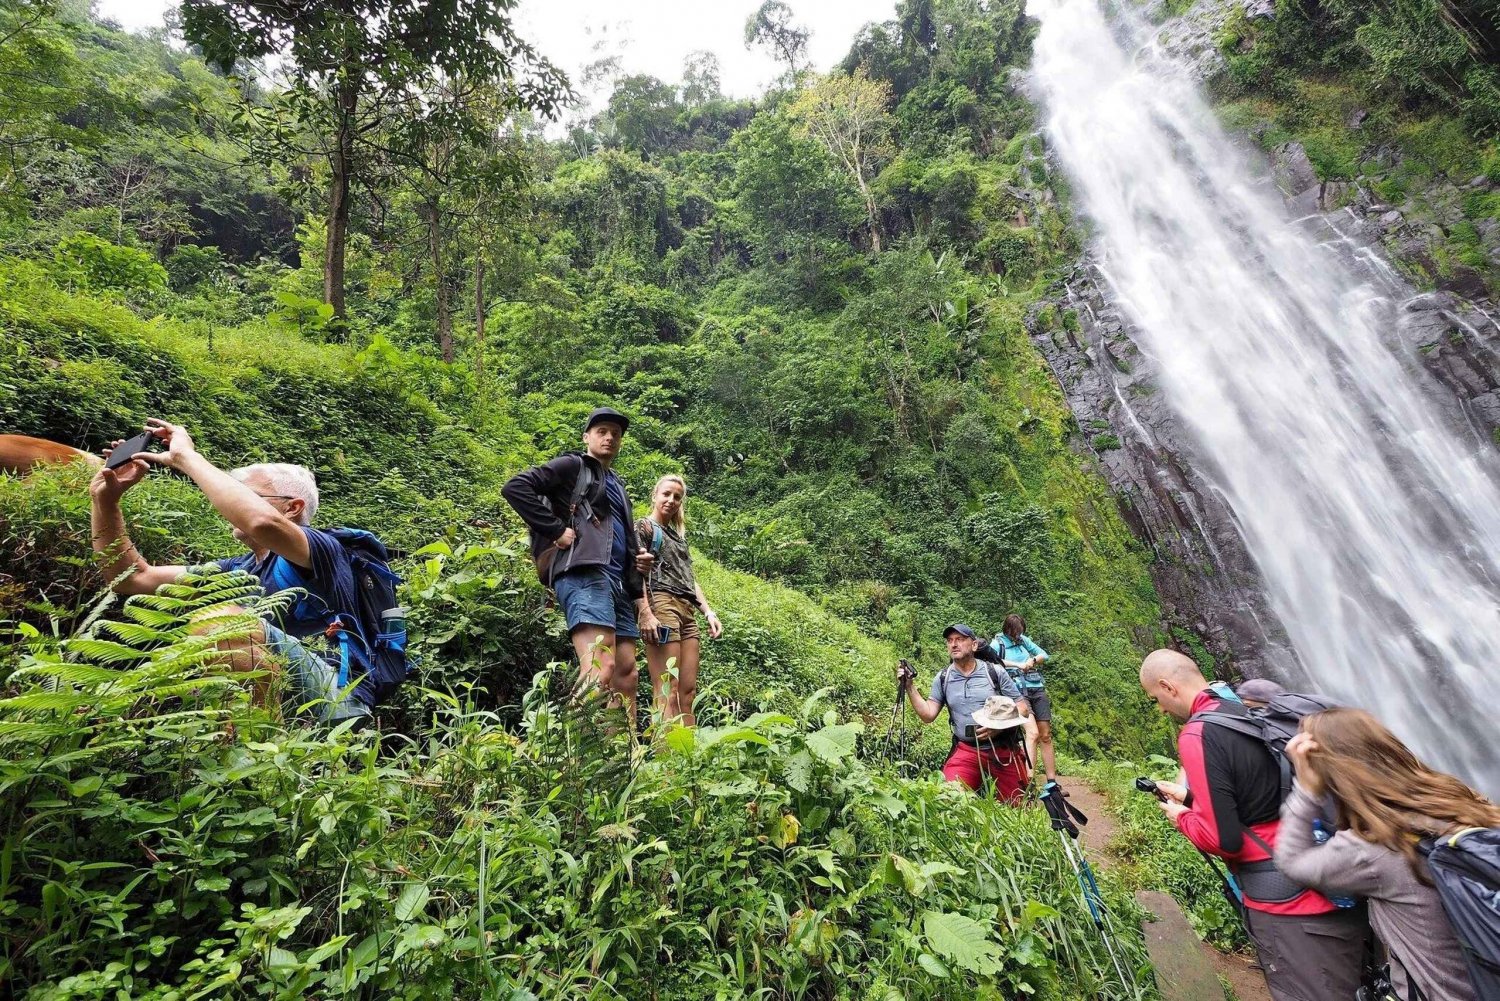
[1245,905,1369,1001]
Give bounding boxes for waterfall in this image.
[1031,0,1500,792]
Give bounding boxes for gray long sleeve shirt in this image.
[1275,784,1478,1001]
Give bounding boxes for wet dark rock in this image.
[1271,142,1319,197]
[1243,0,1275,17]
[1031,270,1301,679]
[1347,108,1368,129]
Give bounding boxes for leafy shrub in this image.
[51,233,167,293]
[164,244,225,292]
[0,579,1154,999]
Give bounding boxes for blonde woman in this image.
[636,475,722,727]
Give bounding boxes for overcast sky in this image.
[95,0,896,123]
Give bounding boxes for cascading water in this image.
[1031,0,1500,792]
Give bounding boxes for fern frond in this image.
[96,621,179,645]
[129,594,201,613]
[0,690,104,712]
[62,639,153,665]
[8,663,130,686]
[0,719,74,744]
[122,606,186,628]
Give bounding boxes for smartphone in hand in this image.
[104,429,157,470]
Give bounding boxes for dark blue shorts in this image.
[554,566,640,640]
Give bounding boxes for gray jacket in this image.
[1276,785,1478,1001]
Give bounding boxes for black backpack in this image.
[323,528,409,706]
[1190,691,1341,801]
[532,456,595,587]
[1420,827,1500,1000]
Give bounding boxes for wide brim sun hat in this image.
[971,696,1027,731]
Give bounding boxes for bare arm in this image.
[141,420,311,568]
[694,581,723,638]
[89,458,184,596]
[904,674,944,725]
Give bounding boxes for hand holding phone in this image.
[104,429,158,470]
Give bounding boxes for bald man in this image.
[1139,650,1366,1001]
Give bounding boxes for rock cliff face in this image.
[1267,139,1500,432]
[1028,2,1500,680]
[1031,270,1300,677]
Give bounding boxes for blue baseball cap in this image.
[943,623,977,640]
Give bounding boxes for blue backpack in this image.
[1421,827,1500,1001]
[323,528,410,706]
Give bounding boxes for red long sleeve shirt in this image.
[1175,689,1336,916]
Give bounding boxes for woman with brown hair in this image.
[1276,708,1495,1001]
[636,474,722,728]
[989,614,1056,783]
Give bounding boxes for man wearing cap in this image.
[900,624,1033,802]
[502,407,661,721]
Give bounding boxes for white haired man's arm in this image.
[138,419,312,568]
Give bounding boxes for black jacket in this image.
[501,452,644,600]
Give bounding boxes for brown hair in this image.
[1300,708,1500,879]
[1002,614,1026,641]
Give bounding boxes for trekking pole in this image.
[881,661,916,775]
[1133,778,1247,926]
[1039,785,1138,993]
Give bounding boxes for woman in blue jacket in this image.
[992,614,1057,783]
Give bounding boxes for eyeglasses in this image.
[256,493,296,502]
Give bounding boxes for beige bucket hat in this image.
[971,695,1027,731]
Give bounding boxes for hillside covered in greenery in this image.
[20,0,1500,993]
[0,0,1184,995]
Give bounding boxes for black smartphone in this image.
[104,429,157,470]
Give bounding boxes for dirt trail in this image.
[1059,777,1273,1001]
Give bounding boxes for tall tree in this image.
[180,0,567,320]
[681,50,723,106]
[0,0,97,219]
[744,1,810,75]
[788,69,894,253]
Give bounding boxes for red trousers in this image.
[941,741,1029,802]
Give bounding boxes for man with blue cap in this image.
[899,624,1034,802]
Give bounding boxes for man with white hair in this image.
[89,418,371,723]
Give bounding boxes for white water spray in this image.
[1032,0,1500,791]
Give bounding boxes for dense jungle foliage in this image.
[0,0,1184,996]
[14,0,1494,994]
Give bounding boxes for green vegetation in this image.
[0,576,1150,999]
[0,0,1169,750]
[0,0,1180,995]
[1210,0,1500,295]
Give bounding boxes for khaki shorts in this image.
[641,592,700,644]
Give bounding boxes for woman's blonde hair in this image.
[650,474,687,536]
[1301,707,1500,880]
